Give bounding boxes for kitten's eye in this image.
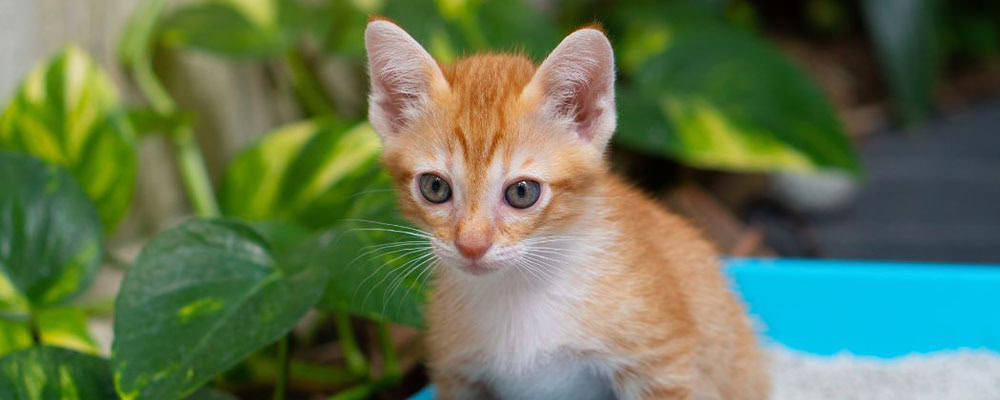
[419,173,451,203]
[504,180,541,209]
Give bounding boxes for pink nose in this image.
[456,239,491,260]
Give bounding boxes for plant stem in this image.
[273,336,290,400]
[324,375,398,400]
[282,47,336,116]
[133,50,175,113]
[333,311,368,376]
[326,322,402,400]
[376,321,400,381]
[242,354,364,389]
[131,48,220,217]
[173,125,220,217]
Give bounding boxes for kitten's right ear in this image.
[365,19,448,140]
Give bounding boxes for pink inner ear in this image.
[376,83,419,133]
[365,21,444,137]
[567,77,607,141]
[548,64,611,142]
[536,29,615,143]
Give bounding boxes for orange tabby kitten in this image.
[364,19,769,400]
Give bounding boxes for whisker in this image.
[343,219,430,236]
[363,250,434,310]
[382,254,436,318]
[346,227,434,240]
[347,240,430,267]
[397,258,437,315]
[520,256,558,282]
[353,247,432,305]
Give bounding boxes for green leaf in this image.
[125,108,192,137]
[0,151,103,314]
[0,346,117,400]
[111,219,330,400]
[159,0,297,58]
[308,215,430,328]
[0,319,32,357]
[186,388,240,400]
[322,0,558,62]
[35,308,100,355]
[220,120,428,325]
[220,120,385,229]
[0,308,100,358]
[0,307,99,358]
[119,0,165,67]
[0,45,136,232]
[862,0,939,125]
[615,13,859,174]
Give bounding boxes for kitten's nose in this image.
[455,237,491,260]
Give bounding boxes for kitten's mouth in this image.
[460,262,495,275]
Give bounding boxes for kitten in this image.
[364,19,769,400]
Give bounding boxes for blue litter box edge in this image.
[410,257,1000,400]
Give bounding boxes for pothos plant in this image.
[0,0,861,399]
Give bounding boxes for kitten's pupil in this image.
[432,180,441,192]
[516,183,526,197]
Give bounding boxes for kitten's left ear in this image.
[524,28,616,151]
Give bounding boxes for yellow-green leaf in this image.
[0,308,99,358]
[614,3,859,174]
[0,319,32,357]
[35,308,100,355]
[220,119,385,229]
[0,46,135,232]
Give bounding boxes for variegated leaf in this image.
[0,46,135,231]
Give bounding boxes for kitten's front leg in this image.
[614,374,693,400]
[434,373,496,400]
[612,352,696,400]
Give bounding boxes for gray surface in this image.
[770,346,1000,400]
[811,101,1000,263]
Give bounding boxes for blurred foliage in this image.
[0,307,100,358]
[862,0,939,126]
[220,119,384,228]
[0,46,136,231]
[0,151,103,315]
[0,346,118,399]
[613,2,858,173]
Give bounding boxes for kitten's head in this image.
[365,19,616,277]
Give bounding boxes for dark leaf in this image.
[112,219,329,400]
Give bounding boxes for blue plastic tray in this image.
[410,258,1000,400]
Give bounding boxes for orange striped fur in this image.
[365,20,769,400]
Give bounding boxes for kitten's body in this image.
[365,20,768,399]
[429,176,765,400]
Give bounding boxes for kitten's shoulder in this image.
[600,173,719,265]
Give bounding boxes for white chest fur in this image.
[439,269,617,399]
[487,350,616,400]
